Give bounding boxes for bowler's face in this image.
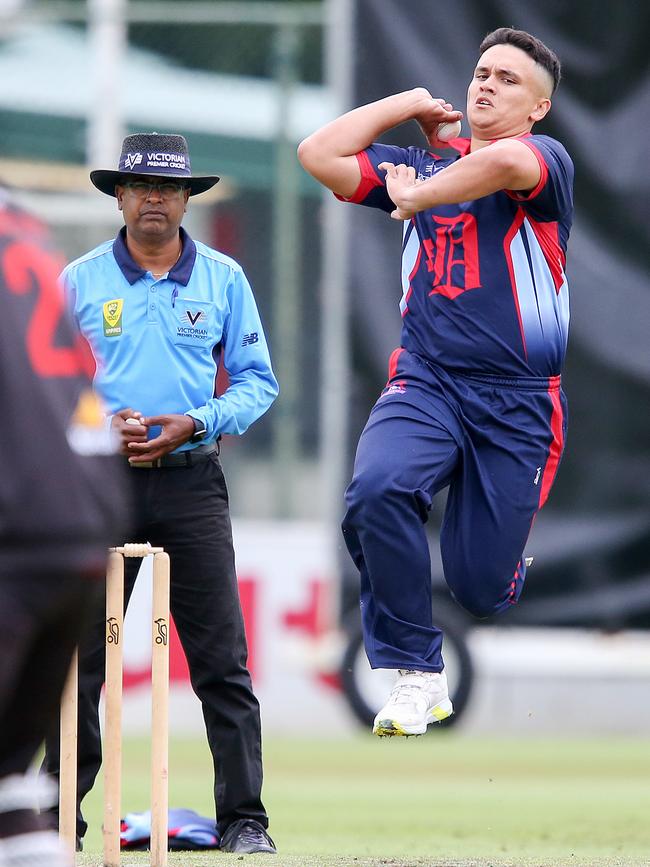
[115,176,190,242]
[466,44,552,141]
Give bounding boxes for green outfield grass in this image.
[76,733,650,866]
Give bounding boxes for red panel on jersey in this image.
[525,217,565,292]
[506,138,549,202]
[502,209,528,358]
[334,150,384,204]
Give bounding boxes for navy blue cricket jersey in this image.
[339,135,574,379]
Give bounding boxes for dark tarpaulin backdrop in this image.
[343,0,650,626]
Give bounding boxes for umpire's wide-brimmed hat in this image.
[90,132,220,197]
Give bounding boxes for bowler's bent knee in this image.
[446,558,526,620]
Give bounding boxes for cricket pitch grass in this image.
[76,733,650,866]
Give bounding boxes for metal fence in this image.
[0,0,352,521]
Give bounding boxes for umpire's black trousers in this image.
[43,450,268,838]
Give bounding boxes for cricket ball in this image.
[436,120,462,142]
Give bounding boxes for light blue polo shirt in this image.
[63,227,278,449]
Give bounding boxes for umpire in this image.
[42,133,278,854]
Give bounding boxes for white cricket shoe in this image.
[373,669,453,736]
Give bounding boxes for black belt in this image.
[128,442,218,469]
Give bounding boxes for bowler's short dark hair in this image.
[479,27,561,94]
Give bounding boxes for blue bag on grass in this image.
[120,808,219,851]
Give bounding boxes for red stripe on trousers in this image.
[387,347,403,382]
[538,384,564,509]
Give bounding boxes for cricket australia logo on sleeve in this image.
[103,299,124,337]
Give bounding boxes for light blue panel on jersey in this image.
[509,220,570,366]
[400,221,420,316]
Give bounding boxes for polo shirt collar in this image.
[113,226,197,286]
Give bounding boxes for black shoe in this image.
[220,819,276,854]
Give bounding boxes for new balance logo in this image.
[242,332,259,346]
[533,467,542,485]
[124,152,143,170]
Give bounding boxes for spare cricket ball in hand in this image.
[436,120,462,142]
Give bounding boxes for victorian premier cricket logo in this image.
[176,307,209,341]
[103,298,124,337]
[124,152,143,170]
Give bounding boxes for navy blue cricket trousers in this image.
[342,349,567,672]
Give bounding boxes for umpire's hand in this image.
[125,414,196,464]
[112,408,149,456]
